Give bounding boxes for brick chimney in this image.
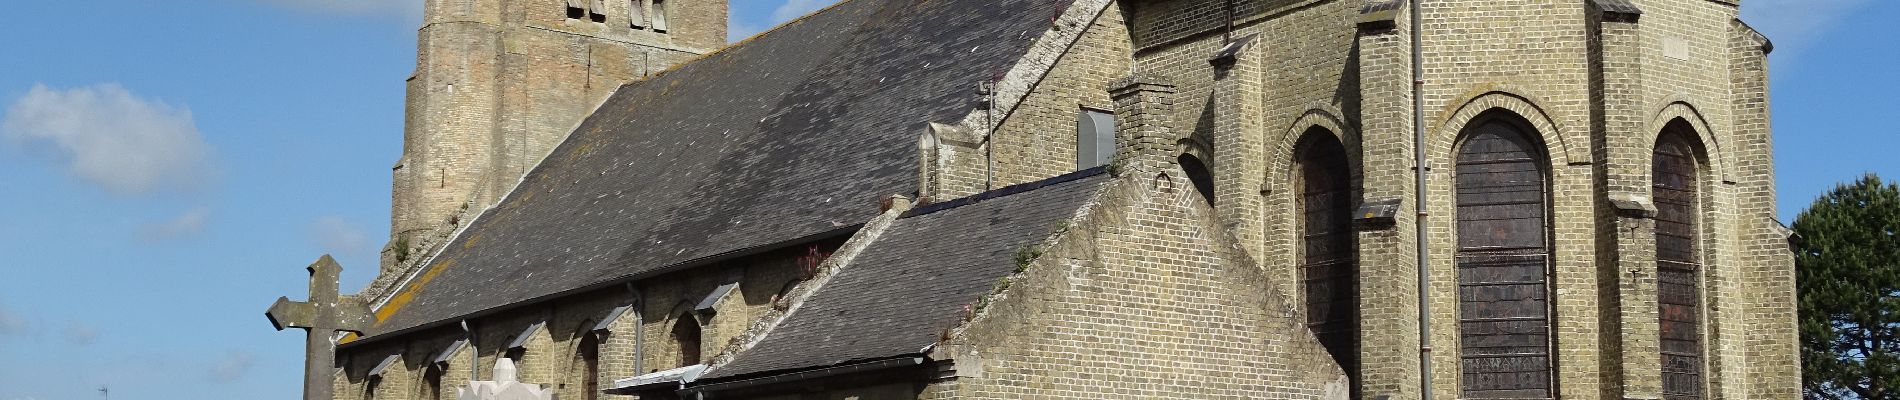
[1108,74,1178,173]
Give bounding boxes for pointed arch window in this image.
[1654,125,1705,400]
[1454,115,1553,399]
[577,331,602,400]
[1294,128,1358,386]
[673,314,701,367]
[422,365,444,400]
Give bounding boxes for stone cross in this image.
[266,255,373,400]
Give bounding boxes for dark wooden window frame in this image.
[1293,127,1360,392]
[1452,112,1557,399]
[1654,123,1707,400]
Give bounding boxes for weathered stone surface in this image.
[372,0,727,302]
[315,0,1797,398]
[264,255,372,400]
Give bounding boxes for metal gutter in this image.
[339,226,862,350]
[1410,0,1435,398]
[681,357,927,397]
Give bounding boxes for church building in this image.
[270,0,1799,398]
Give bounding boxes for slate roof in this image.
[360,0,1076,340]
[702,169,1110,381]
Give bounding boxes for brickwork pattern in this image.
[986,7,1133,190]
[334,246,812,400]
[1119,0,1794,397]
[378,0,723,300]
[935,0,1127,200]
[329,0,1799,398]
[929,171,1349,399]
[1351,11,1424,399]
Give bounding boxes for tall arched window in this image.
[673,314,701,367]
[1454,114,1553,398]
[422,365,444,400]
[1294,128,1359,386]
[577,332,602,400]
[1179,154,1216,205]
[1654,125,1704,400]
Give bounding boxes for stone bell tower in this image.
[381,0,726,290]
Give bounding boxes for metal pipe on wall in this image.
[630,283,646,375]
[462,320,478,381]
[1409,0,1435,398]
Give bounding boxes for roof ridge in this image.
[903,167,1108,218]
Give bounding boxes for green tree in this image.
[1799,174,1900,399]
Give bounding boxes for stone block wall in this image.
[983,4,1134,190]
[332,240,829,400]
[1116,0,1794,397]
[933,0,1135,200]
[335,0,1798,398]
[381,0,725,299]
[928,170,1349,399]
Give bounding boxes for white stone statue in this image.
[458,358,556,400]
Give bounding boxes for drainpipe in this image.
[983,79,997,192]
[1222,0,1235,43]
[1410,0,1434,398]
[461,320,478,381]
[629,283,646,374]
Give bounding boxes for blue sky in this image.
[0,0,1891,399]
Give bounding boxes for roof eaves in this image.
[904,167,1106,218]
[341,223,864,350]
[689,356,927,394]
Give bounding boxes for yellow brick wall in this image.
[929,170,1349,399]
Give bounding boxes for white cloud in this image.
[311,216,371,255]
[1740,0,1873,57]
[0,302,27,336]
[2,83,213,195]
[138,208,211,242]
[62,321,99,346]
[208,351,255,383]
[258,0,424,22]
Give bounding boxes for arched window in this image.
[1178,154,1215,205]
[673,314,701,367]
[1454,114,1552,398]
[422,365,444,400]
[1654,125,1704,400]
[577,332,602,400]
[1294,128,1358,386]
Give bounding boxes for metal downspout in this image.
[630,283,646,375]
[461,320,478,381]
[1410,0,1434,399]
